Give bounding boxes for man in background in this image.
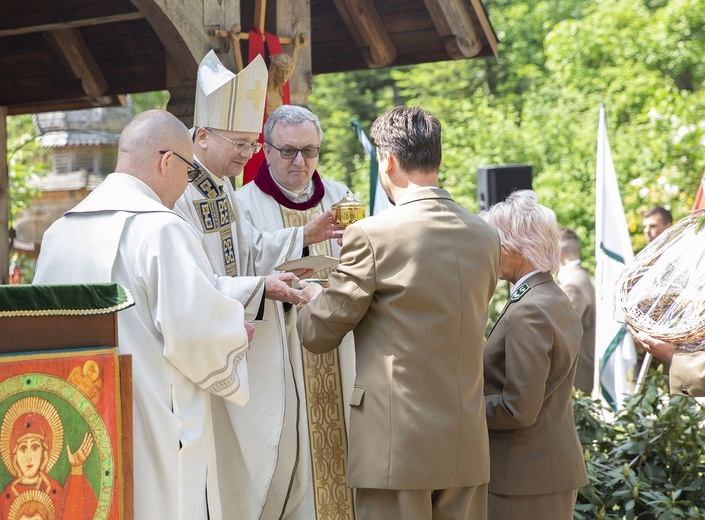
[235,104,357,519]
[557,227,596,394]
[641,206,672,243]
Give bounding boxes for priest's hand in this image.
[303,210,343,246]
[628,326,677,363]
[290,267,315,279]
[265,273,300,302]
[245,321,255,342]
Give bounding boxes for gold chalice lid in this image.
[331,191,366,227]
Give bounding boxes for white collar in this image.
[272,171,314,203]
[513,269,541,294]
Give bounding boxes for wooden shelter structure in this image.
[0,0,498,282]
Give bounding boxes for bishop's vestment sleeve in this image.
[233,203,304,276]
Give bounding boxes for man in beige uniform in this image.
[297,106,500,519]
[557,227,596,394]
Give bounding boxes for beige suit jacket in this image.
[557,262,596,393]
[297,187,501,490]
[484,272,589,496]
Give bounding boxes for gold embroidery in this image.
[302,348,355,519]
[281,204,355,519]
[280,206,334,278]
[190,187,238,276]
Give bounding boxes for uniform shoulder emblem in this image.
[510,282,531,302]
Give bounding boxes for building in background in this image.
[12,100,134,261]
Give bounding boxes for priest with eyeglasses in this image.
[235,104,360,520]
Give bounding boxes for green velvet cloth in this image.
[0,283,135,317]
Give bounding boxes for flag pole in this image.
[633,351,653,395]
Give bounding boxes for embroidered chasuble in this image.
[236,173,358,520]
[189,170,239,275]
[174,165,310,520]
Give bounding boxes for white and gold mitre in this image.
[193,50,267,133]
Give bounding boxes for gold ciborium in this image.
[331,191,366,228]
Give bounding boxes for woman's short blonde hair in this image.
[479,190,560,273]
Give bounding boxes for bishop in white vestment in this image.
[173,51,336,520]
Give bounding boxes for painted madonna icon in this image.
[0,397,97,520]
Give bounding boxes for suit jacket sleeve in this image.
[561,280,588,318]
[297,223,375,353]
[485,298,553,430]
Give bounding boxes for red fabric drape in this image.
[243,27,290,185]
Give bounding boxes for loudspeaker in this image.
[477,164,533,211]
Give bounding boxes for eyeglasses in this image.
[267,143,320,160]
[159,150,201,181]
[205,128,263,155]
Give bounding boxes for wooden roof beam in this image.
[423,0,493,59]
[45,28,108,98]
[0,12,144,38]
[331,0,397,68]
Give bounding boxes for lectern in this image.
[0,283,133,520]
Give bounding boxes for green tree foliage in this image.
[6,115,48,223]
[309,69,396,206]
[311,0,705,267]
[131,91,170,113]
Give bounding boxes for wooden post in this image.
[276,0,312,106]
[0,107,8,285]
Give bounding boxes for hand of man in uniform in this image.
[295,280,324,310]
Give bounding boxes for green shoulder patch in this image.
[510,282,530,302]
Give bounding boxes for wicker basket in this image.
[616,210,705,346]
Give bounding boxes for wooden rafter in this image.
[331,0,397,68]
[0,12,144,38]
[45,28,108,98]
[423,0,482,59]
[423,0,486,59]
[467,0,498,57]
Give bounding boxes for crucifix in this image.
[208,0,307,73]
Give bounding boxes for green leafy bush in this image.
[574,368,705,519]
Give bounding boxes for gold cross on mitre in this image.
[247,79,266,111]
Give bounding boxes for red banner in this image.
[243,28,290,185]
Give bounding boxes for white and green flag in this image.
[350,118,389,215]
[595,105,637,410]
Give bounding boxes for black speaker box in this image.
[477,164,533,211]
